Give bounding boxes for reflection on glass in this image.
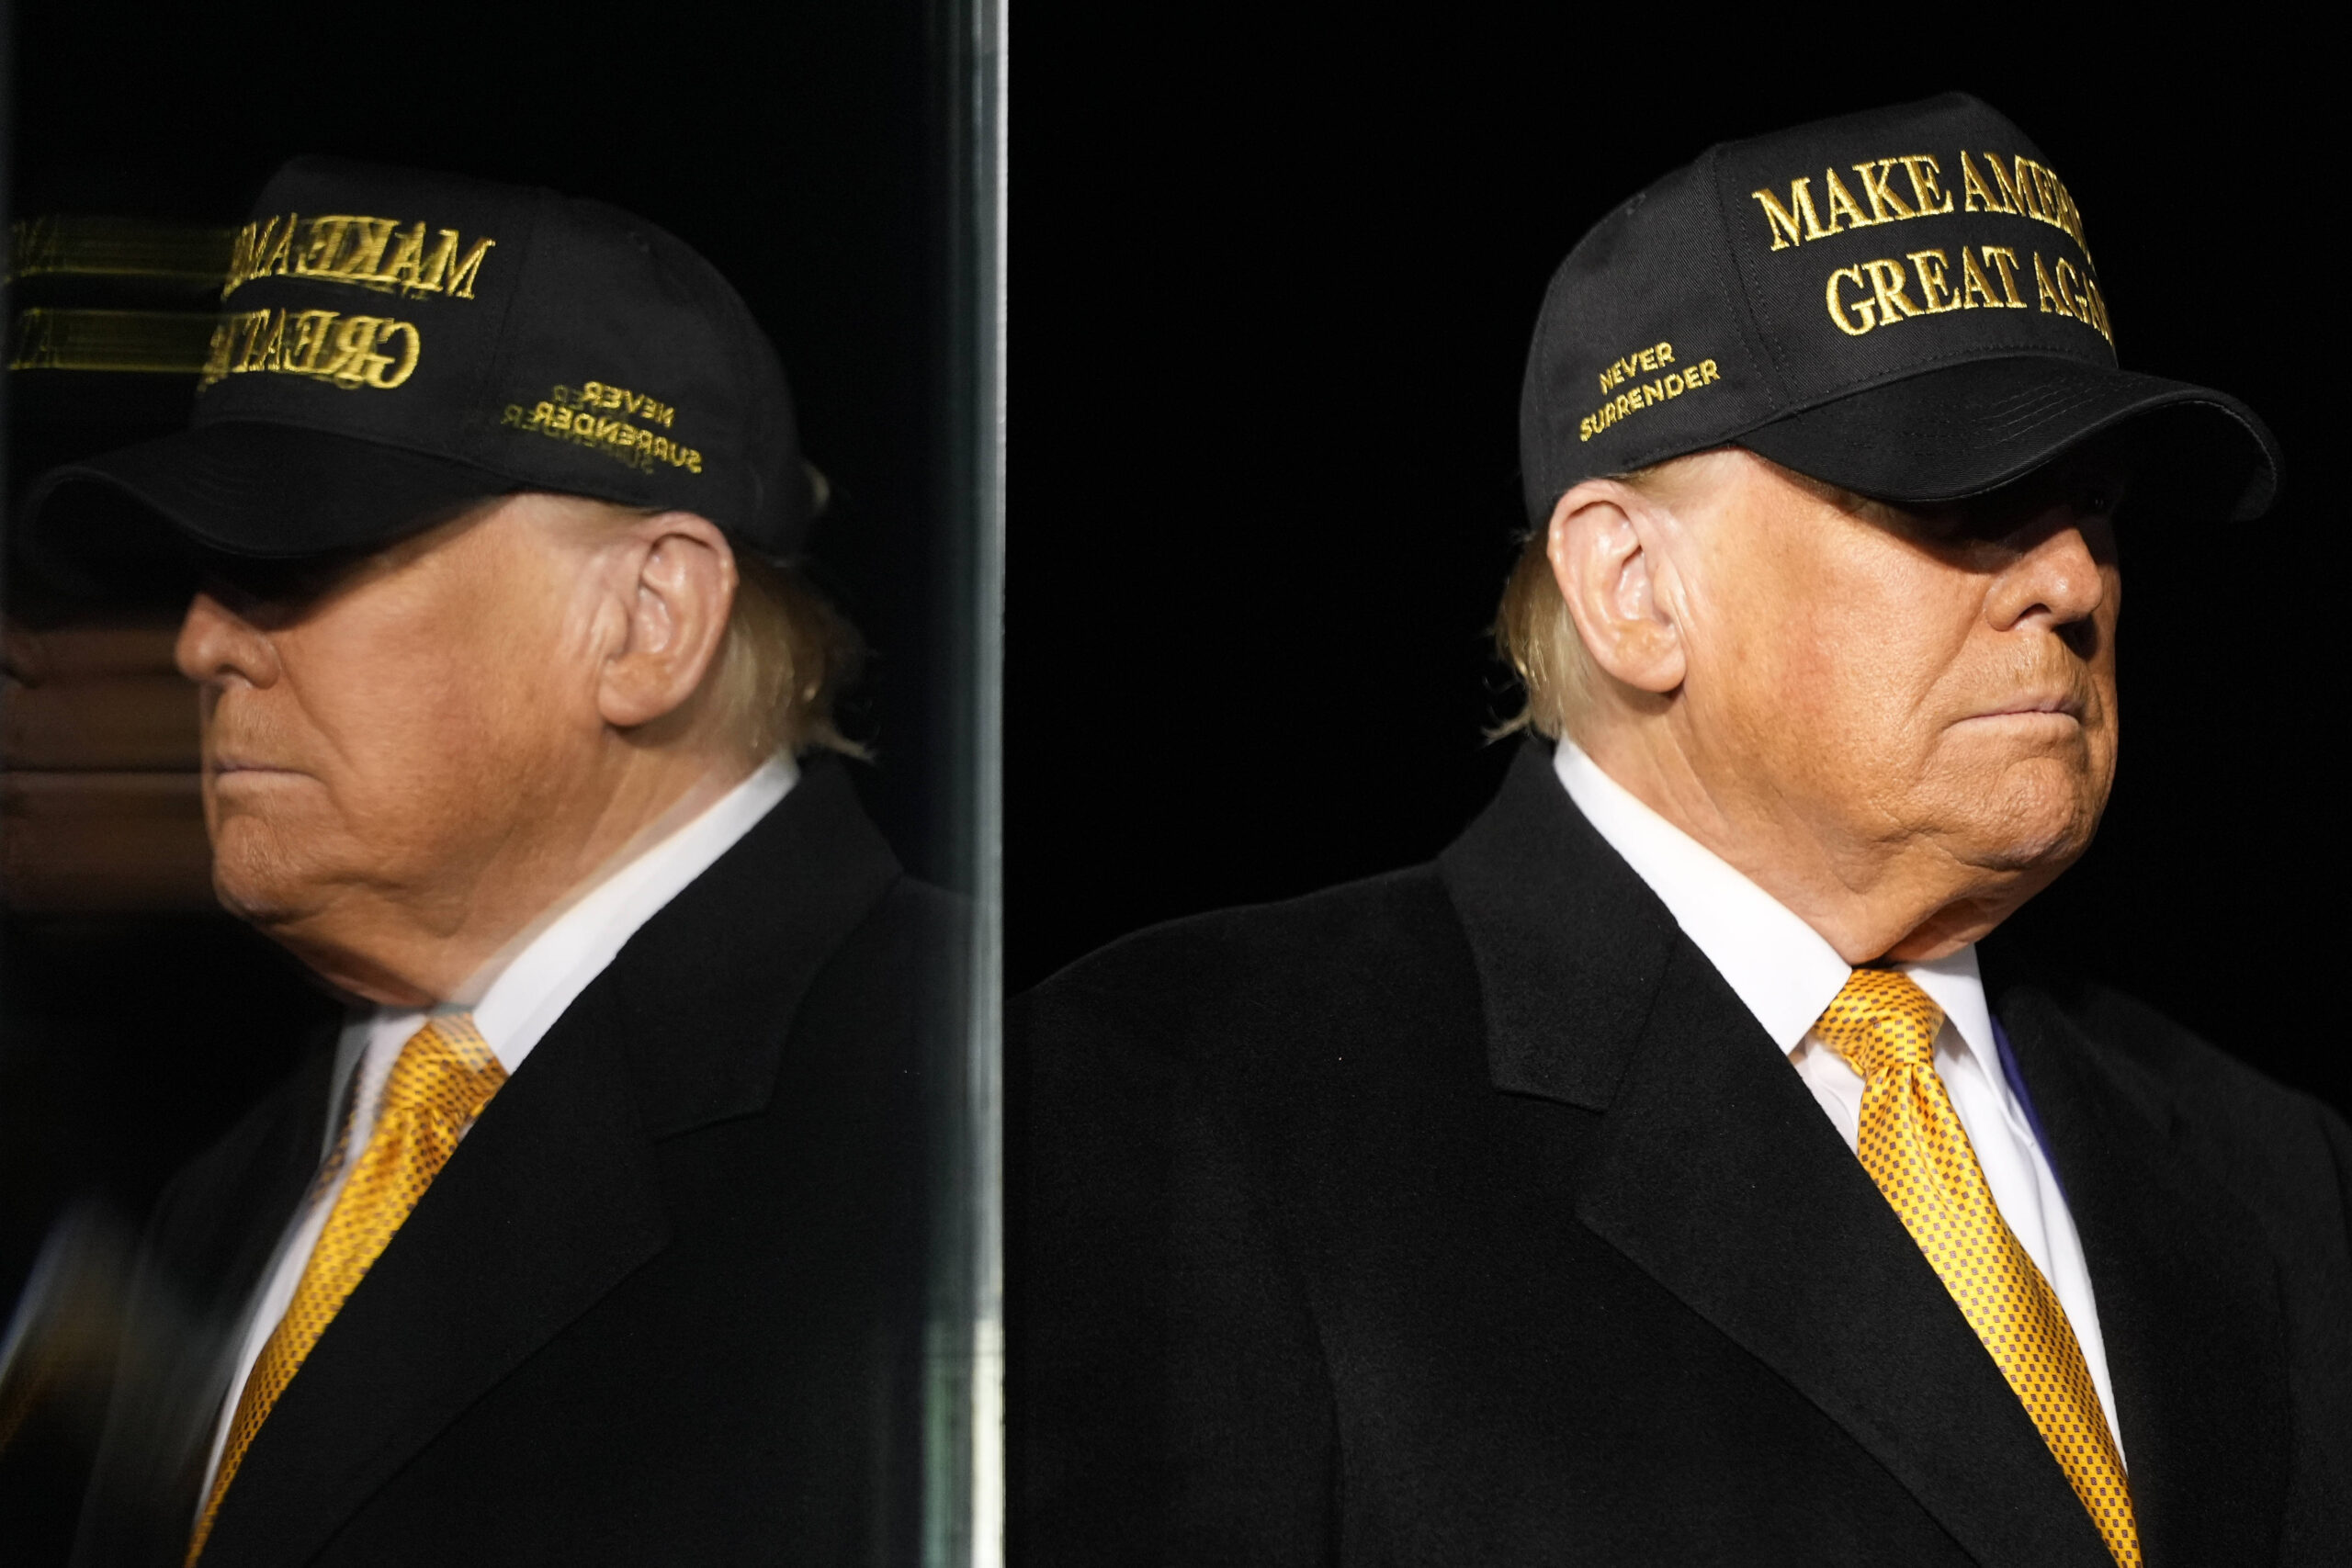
[0,2,1003,1562]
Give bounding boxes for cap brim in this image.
[18,422,516,603]
[1736,357,2282,523]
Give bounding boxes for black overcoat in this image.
[1011,741,2352,1566]
[73,757,961,1566]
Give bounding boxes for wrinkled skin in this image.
[176,492,748,1006]
[1547,446,2123,963]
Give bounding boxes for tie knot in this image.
[1814,969,1944,1078]
[381,1012,506,1124]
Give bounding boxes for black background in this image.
[1006,18,2348,1137]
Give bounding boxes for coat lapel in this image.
[196,987,670,1568]
[194,758,905,1568]
[1575,945,2112,1568]
[609,756,906,1138]
[1442,743,2112,1567]
[1986,961,2294,1567]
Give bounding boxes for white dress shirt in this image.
[1552,740,2123,1458]
[198,755,798,1504]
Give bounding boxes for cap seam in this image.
[1593,370,2267,489]
[1529,257,1580,505]
[1745,382,2265,451]
[1770,343,2111,416]
[182,414,526,485]
[1701,142,1792,412]
[458,186,555,468]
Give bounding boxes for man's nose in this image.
[1985,521,2109,632]
[176,591,282,688]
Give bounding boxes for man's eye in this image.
[1903,506,1969,541]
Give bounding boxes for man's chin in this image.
[1937,754,2110,873]
[210,875,308,933]
[209,879,408,1002]
[1957,809,2100,879]
[209,846,332,934]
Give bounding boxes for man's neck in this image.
[1572,724,2030,964]
[444,755,774,1008]
[267,747,761,1007]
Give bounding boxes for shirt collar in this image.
[342,754,797,1090]
[1551,739,1997,1076]
[467,753,798,1070]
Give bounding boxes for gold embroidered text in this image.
[1823,246,2110,345]
[1580,344,1719,443]
[503,383,701,474]
[565,380,675,428]
[1748,151,2091,264]
[222,214,496,303]
[198,309,421,389]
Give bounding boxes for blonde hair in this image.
[708,549,867,760]
[1491,525,1595,742]
[527,493,866,760]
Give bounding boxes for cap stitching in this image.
[190,410,531,479]
[1841,388,2256,453]
[1702,144,1796,410]
[1697,145,1788,412]
[1533,258,1571,491]
[1770,343,2112,421]
[435,183,548,469]
[1529,258,1578,504]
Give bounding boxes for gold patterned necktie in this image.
[187,1013,506,1564]
[1814,969,2140,1567]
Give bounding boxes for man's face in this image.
[1670,449,2122,934]
[176,495,607,997]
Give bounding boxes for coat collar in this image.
[1438,739,1679,1111]
[197,756,904,1568]
[606,753,903,1138]
[1440,739,2117,1567]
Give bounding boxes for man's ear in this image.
[597,511,738,730]
[1545,479,1687,696]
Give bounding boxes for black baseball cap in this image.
[1520,93,2279,525]
[23,155,822,595]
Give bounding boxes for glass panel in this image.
[925,0,1006,1562]
[0,5,1002,1563]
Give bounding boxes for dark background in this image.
[0,0,964,1553]
[1006,19,2349,1134]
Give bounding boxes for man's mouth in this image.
[1974,693,2086,720]
[1956,688,2096,737]
[209,753,303,777]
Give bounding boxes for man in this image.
[1012,95,2352,1565]
[26,157,959,1564]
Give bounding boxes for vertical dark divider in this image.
[922,0,1004,1558]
